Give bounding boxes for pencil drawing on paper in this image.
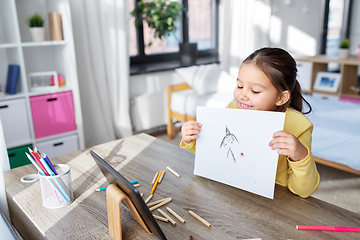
[220,126,244,163]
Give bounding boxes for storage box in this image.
[8,144,33,169]
[30,91,76,139]
[36,134,79,158]
[28,72,59,92]
[0,98,32,148]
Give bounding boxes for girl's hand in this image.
[181,120,202,146]
[269,130,308,161]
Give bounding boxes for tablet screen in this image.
[90,150,167,240]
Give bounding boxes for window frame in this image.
[320,0,353,54]
[130,0,220,68]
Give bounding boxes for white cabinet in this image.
[0,0,84,161]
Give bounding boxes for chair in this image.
[166,64,235,139]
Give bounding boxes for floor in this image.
[154,130,360,214]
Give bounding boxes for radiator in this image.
[130,93,168,132]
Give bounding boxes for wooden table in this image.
[4,133,360,239]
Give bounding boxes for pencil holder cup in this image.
[38,164,74,209]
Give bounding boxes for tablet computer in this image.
[90,150,167,240]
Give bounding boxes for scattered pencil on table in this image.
[158,209,176,225]
[152,172,159,185]
[190,236,194,240]
[147,197,172,207]
[150,170,162,194]
[149,197,172,211]
[140,192,143,197]
[158,170,165,183]
[153,214,169,222]
[94,181,139,192]
[145,194,153,204]
[188,210,211,227]
[167,166,180,178]
[94,187,107,192]
[166,207,185,223]
[133,183,141,188]
[296,225,360,232]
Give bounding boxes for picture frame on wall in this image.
[313,71,342,93]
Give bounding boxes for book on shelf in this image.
[5,64,20,94]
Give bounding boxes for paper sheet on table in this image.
[194,107,285,199]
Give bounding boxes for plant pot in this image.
[338,48,349,59]
[179,42,198,67]
[29,27,46,42]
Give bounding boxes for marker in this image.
[296,225,360,232]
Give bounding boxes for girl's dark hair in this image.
[243,47,312,114]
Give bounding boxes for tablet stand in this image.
[106,184,152,240]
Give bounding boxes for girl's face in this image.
[234,63,286,111]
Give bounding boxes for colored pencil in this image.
[150,170,162,194]
[190,236,194,240]
[166,207,185,223]
[39,157,71,201]
[149,197,172,211]
[189,210,211,227]
[147,197,171,207]
[158,209,176,225]
[166,166,180,177]
[153,214,169,222]
[133,183,141,188]
[151,172,159,185]
[158,170,165,183]
[26,153,64,202]
[95,187,108,192]
[28,148,48,175]
[296,225,360,232]
[145,194,153,204]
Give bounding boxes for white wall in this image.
[269,0,324,55]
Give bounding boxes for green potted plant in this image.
[338,39,349,59]
[131,0,197,66]
[26,13,46,42]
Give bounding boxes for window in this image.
[129,0,219,69]
[321,0,352,55]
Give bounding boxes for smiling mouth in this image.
[239,102,252,109]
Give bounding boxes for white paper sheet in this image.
[194,107,285,199]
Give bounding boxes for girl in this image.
[180,47,320,198]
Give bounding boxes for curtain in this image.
[0,117,10,221]
[69,0,132,148]
[219,0,271,77]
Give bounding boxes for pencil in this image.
[151,172,159,185]
[166,207,185,223]
[94,187,107,192]
[158,209,176,225]
[133,183,141,188]
[145,194,153,204]
[153,214,169,222]
[189,210,211,227]
[166,166,180,177]
[147,197,172,207]
[158,170,165,183]
[150,170,162,194]
[296,225,360,232]
[149,197,172,211]
[190,236,194,240]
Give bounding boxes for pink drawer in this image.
[30,91,76,139]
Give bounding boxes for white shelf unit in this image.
[0,0,84,157]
